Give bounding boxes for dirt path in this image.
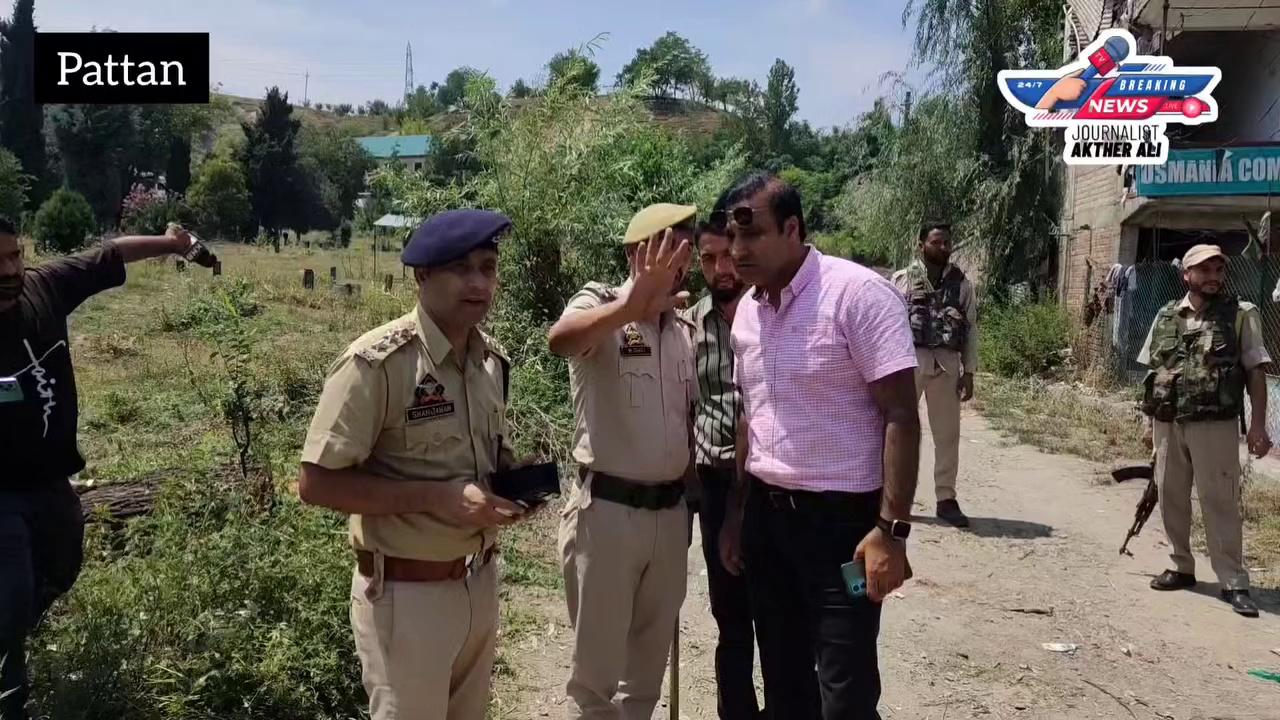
[500,411,1280,719]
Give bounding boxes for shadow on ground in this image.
[1183,581,1280,614]
[913,515,1055,539]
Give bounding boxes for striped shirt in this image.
[685,294,739,467]
[731,247,918,493]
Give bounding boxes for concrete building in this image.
[1059,0,1280,309]
[356,135,434,172]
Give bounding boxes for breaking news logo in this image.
[998,30,1221,166]
[33,32,210,104]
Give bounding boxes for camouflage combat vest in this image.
[903,264,968,351]
[1140,295,1245,423]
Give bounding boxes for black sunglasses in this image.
[708,205,766,231]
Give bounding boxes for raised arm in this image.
[549,232,690,358]
[548,297,636,359]
[113,225,215,265]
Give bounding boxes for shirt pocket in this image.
[618,354,658,408]
[402,415,467,451]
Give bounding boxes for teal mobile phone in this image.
[840,560,867,599]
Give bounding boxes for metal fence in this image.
[1075,255,1280,440]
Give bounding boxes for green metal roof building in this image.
[356,135,434,166]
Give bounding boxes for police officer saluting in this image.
[1,219,215,720]
[549,203,698,719]
[299,209,530,719]
[1138,244,1272,617]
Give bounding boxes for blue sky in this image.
[38,0,923,129]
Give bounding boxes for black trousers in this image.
[743,477,883,720]
[0,482,84,720]
[689,465,762,720]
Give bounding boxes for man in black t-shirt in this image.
[0,217,215,720]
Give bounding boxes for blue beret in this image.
[401,209,512,268]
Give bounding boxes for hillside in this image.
[218,93,726,141]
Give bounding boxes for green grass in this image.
[975,374,1147,462]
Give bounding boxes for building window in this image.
[413,161,423,171]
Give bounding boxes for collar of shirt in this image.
[751,245,821,310]
[908,258,959,289]
[691,293,720,325]
[414,304,488,369]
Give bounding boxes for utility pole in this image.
[404,42,415,104]
[304,69,310,106]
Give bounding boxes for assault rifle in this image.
[1113,460,1156,556]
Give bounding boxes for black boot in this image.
[936,499,969,528]
[1149,569,1197,590]
[1221,589,1260,617]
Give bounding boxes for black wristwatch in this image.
[876,516,911,540]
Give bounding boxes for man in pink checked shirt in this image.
[714,173,921,720]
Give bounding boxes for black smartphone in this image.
[490,462,560,509]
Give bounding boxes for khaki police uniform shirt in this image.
[562,280,698,483]
[302,305,515,561]
[1137,294,1272,371]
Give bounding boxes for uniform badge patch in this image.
[620,324,652,357]
[406,373,456,422]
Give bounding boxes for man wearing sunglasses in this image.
[716,173,920,720]
[891,223,978,528]
[548,203,699,720]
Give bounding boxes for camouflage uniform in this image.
[892,260,978,505]
[1138,293,1271,591]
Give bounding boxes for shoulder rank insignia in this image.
[356,324,417,364]
[620,323,652,357]
[406,372,456,423]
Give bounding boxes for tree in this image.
[297,125,375,229]
[405,84,441,119]
[0,147,29,221]
[899,0,1065,291]
[509,78,533,99]
[763,59,800,156]
[547,49,600,93]
[188,157,252,239]
[31,188,96,254]
[52,104,136,224]
[334,103,353,117]
[0,0,46,206]
[616,32,711,99]
[240,86,301,237]
[436,67,481,108]
[367,99,391,115]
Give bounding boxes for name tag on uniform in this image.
[620,324,653,357]
[0,377,22,404]
[405,373,456,423]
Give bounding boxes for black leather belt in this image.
[585,469,684,510]
[753,476,880,515]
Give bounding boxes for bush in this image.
[0,147,31,222]
[121,184,195,235]
[979,300,1071,378]
[31,188,96,254]
[29,481,362,720]
[188,158,253,240]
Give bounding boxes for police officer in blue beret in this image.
[300,209,530,720]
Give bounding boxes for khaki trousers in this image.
[350,559,499,720]
[1153,419,1249,590]
[559,477,689,720]
[915,348,961,502]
